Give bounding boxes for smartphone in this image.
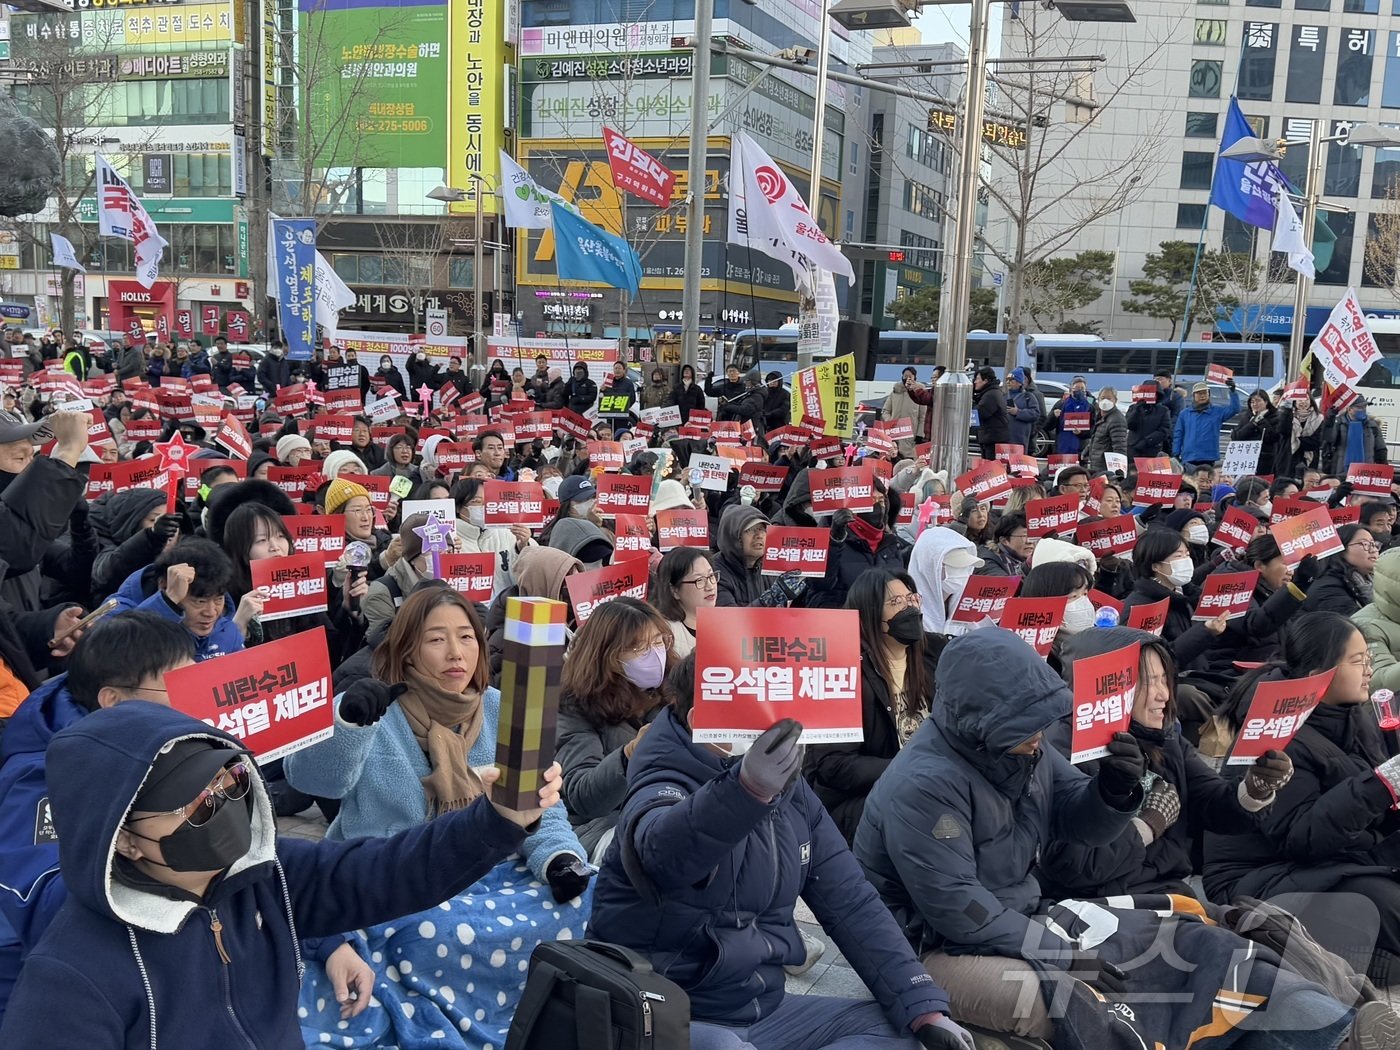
[48,597,120,649]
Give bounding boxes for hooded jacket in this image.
[908,526,979,634]
[1038,629,1261,900]
[112,568,244,662]
[589,707,951,1028]
[770,467,816,528]
[548,515,615,566]
[805,519,910,609]
[882,382,927,455]
[565,372,598,415]
[1300,557,1372,618]
[852,629,1141,959]
[1172,389,1241,465]
[1355,549,1400,694]
[973,379,1010,451]
[0,701,527,1050]
[714,505,767,607]
[90,488,169,601]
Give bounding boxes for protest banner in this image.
[1124,598,1169,636]
[947,576,1019,630]
[281,516,345,567]
[691,607,861,744]
[1025,494,1080,538]
[433,442,476,476]
[954,460,1012,504]
[1225,669,1333,766]
[1271,495,1318,524]
[181,457,247,498]
[1206,363,1234,385]
[1330,505,1361,526]
[789,354,857,437]
[808,465,876,513]
[1047,454,1078,473]
[1070,640,1140,764]
[1075,515,1138,557]
[400,498,456,525]
[1062,411,1091,433]
[266,464,319,501]
[565,559,649,623]
[1347,463,1394,497]
[1193,570,1259,620]
[763,527,830,578]
[250,552,330,621]
[164,627,333,764]
[885,417,914,441]
[690,454,733,492]
[809,434,845,460]
[213,412,254,460]
[1132,384,1158,403]
[1213,505,1260,553]
[1220,440,1263,478]
[587,440,625,471]
[994,443,1026,461]
[613,515,653,557]
[482,481,546,528]
[437,552,497,603]
[1134,456,1173,473]
[596,473,651,517]
[738,462,788,493]
[656,508,710,550]
[1133,472,1181,506]
[998,596,1068,657]
[1271,505,1344,566]
[1006,454,1040,479]
[864,425,894,455]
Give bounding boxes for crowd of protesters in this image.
[0,331,1398,1049]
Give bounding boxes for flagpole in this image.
[680,0,714,374]
[1287,117,1323,380]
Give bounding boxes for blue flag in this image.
[1210,97,1290,231]
[551,203,641,295]
[271,218,317,361]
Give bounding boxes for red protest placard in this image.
[214,413,253,460]
[587,440,625,472]
[1132,384,1159,404]
[1047,454,1078,473]
[595,473,651,517]
[948,575,1020,626]
[164,627,333,764]
[565,559,649,624]
[886,417,915,441]
[1124,597,1169,636]
[1225,669,1333,766]
[690,607,862,744]
[763,526,830,578]
[998,596,1068,657]
[1193,570,1259,620]
[338,473,391,510]
[1331,505,1361,526]
[994,443,1026,461]
[437,552,496,603]
[281,515,345,567]
[1134,456,1173,474]
[250,552,330,621]
[1133,471,1180,506]
[1347,463,1394,497]
[182,457,247,498]
[267,464,319,501]
[1075,515,1137,557]
[482,481,546,528]
[274,383,308,416]
[85,459,172,501]
[1206,363,1234,385]
[809,465,876,513]
[1063,411,1091,433]
[1025,494,1080,538]
[613,514,653,557]
[1213,505,1260,553]
[1271,504,1344,566]
[738,462,788,493]
[863,425,894,455]
[323,388,362,415]
[655,508,710,550]
[602,126,677,206]
[1070,640,1140,764]
[955,460,1013,504]
[1088,588,1123,615]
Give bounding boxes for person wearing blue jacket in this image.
[854,629,1145,1043]
[0,698,555,1049]
[1172,379,1241,469]
[111,537,255,662]
[589,658,977,1050]
[1050,378,1093,456]
[1005,367,1042,451]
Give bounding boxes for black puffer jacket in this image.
[1199,561,1305,674]
[88,488,170,601]
[805,528,910,609]
[1205,684,1400,901]
[1300,558,1372,618]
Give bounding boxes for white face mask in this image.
[1061,595,1097,634]
[1098,398,1115,413]
[542,476,561,499]
[942,564,974,596]
[1185,522,1209,545]
[574,498,596,518]
[1257,499,1272,518]
[466,505,486,527]
[1163,557,1194,587]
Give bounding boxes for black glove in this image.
[1096,732,1145,803]
[1225,377,1236,390]
[1067,950,1128,995]
[338,680,407,727]
[144,513,181,546]
[1291,554,1322,591]
[1244,749,1293,801]
[916,1016,976,1050]
[545,854,593,904]
[830,509,853,542]
[757,570,807,608]
[738,718,804,800]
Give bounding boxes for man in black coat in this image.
[971,367,1010,459]
[705,363,748,421]
[256,343,293,395]
[563,362,598,415]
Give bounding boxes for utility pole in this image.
[679,0,713,375]
[798,0,834,373]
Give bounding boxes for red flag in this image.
[175,309,194,337]
[602,127,677,207]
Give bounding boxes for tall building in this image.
[991,0,1400,341]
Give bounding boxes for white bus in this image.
[1354,318,1400,455]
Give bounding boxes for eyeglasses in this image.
[128,761,251,829]
[1062,483,1090,493]
[1350,541,1383,553]
[680,572,719,589]
[884,592,923,610]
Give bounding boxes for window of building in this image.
[1190,59,1224,97]
[1382,31,1400,107]
[1296,0,1328,8]
[1185,111,1219,137]
[1195,18,1227,44]
[1239,22,1278,99]
[1343,0,1379,11]
[859,258,876,315]
[1180,150,1215,189]
[899,231,941,272]
[901,178,944,221]
[1222,214,1255,253]
[448,257,474,288]
[1325,126,1362,196]
[1335,28,1376,106]
[1245,0,1280,6]
[1177,203,1208,228]
[1278,118,1314,189]
[1316,212,1356,284]
[1363,215,1394,287]
[1286,24,1327,103]
[1370,130,1400,196]
[332,255,359,283]
[1198,0,1228,5]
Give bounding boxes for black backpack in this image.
[504,939,690,1050]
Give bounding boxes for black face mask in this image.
[128,793,253,873]
[886,608,923,646]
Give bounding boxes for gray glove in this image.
[757,570,807,607]
[1133,777,1181,844]
[916,1015,976,1050]
[1375,754,1400,807]
[738,718,803,801]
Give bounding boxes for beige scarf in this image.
[396,669,486,816]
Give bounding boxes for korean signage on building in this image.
[447,0,504,212]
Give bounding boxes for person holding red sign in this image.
[90,488,180,602]
[715,505,807,609]
[362,513,460,637]
[1205,614,1400,984]
[807,490,911,610]
[855,629,1146,1043]
[653,547,719,659]
[1122,528,1227,653]
[1042,627,1292,902]
[451,478,534,580]
[1300,524,1379,619]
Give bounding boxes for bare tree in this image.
[1364,176,1400,306]
[372,217,472,332]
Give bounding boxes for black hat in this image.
[134,739,245,812]
[557,475,596,504]
[205,478,297,547]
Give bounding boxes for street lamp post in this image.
[429,180,496,370]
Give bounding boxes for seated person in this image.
[284,586,594,1050]
[1038,627,1291,901]
[0,701,556,1046]
[589,653,977,1050]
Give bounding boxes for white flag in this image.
[1271,192,1315,279]
[50,233,86,273]
[95,155,167,289]
[727,131,853,291]
[266,214,356,339]
[498,150,577,230]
